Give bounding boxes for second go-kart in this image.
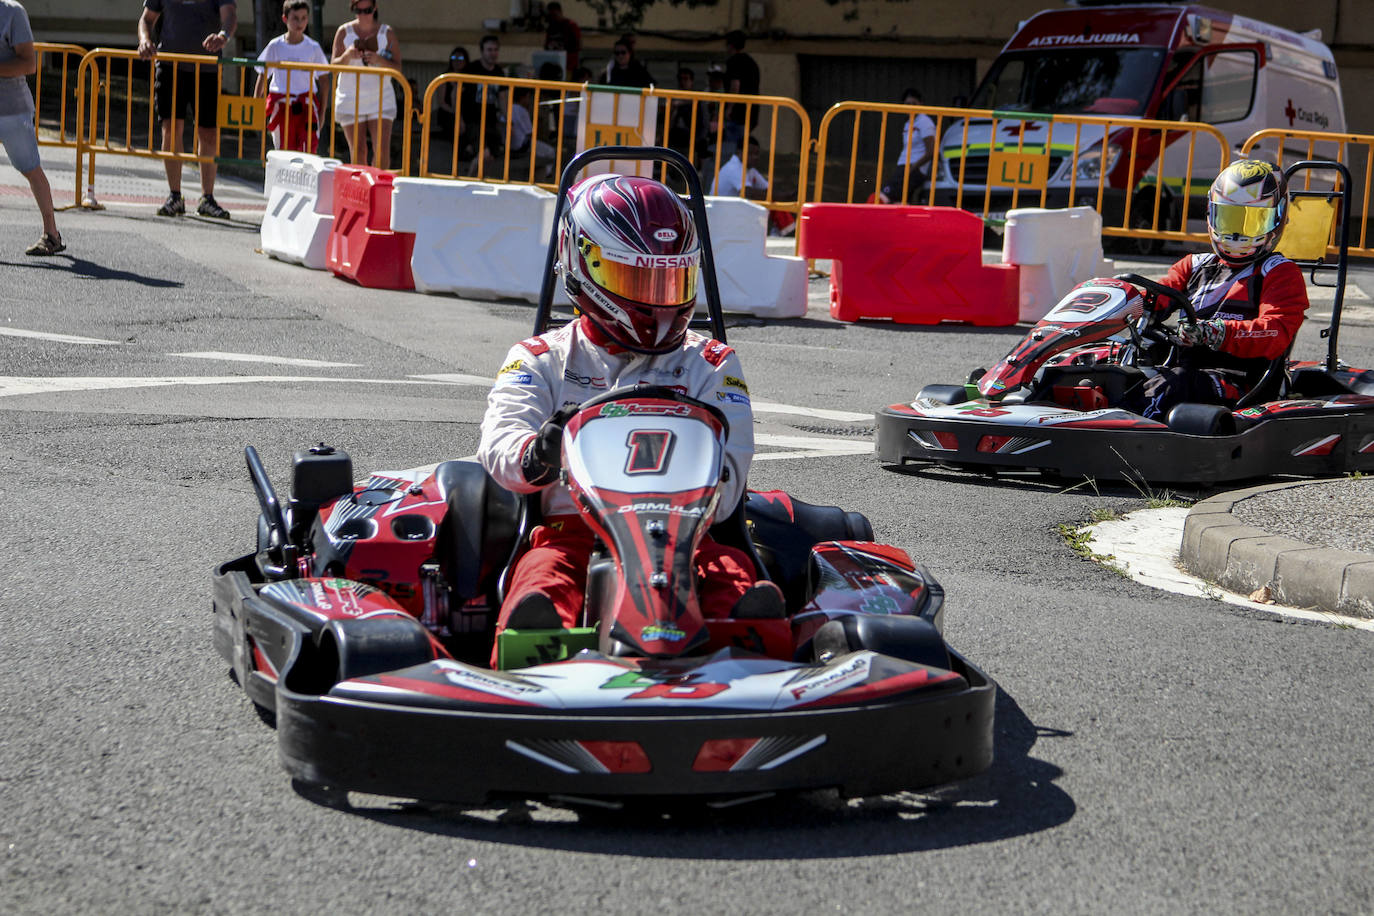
[212,147,994,808]
[877,161,1374,485]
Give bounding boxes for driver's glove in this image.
[1178,317,1227,350]
[520,405,578,487]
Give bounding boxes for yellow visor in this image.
[1209,202,1280,238]
[585,242,699,306]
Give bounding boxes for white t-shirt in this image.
[713,153,768,197]
[256,33,329,96]
[896,112,936,172]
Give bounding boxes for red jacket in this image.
[1160,252,1309,361]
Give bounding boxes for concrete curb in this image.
[1180,481,1374,618]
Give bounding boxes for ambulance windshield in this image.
[969,48,1167,116]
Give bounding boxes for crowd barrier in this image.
[260,149,341,269]
[44,44,1372,261]
[1240,128,1374,259]
[814,101,1231,251]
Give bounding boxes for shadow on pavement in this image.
[301,686,1075,857]
[0,254,184,288]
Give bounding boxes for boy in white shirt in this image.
[253,0,329,153]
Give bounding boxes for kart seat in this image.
[433,459,521,603]
[1234,346,1294,410]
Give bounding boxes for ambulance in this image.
[937,3,1346,241]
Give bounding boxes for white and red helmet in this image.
[558,174,700,353]
[1207,159,1289,266]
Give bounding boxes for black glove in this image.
[520,405,578,486]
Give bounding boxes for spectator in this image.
[667,66,706,165]
[330,0,402,170]
[461,34,505,168]
[137,0,236,219]
[0,0,61,254]
[606,38,652,89]
[713,135,795,235]
[602,32,635,82]
[253,0,328,154]
[432,45,467,145]
[722,29,759,154]
[509,85,554,180]
[543,2,581,72]
[879,87,936,204]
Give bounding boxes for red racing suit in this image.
[1160,252,1309,364]
[477,317,758,645]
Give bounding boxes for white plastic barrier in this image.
[1002,206,1114,323]
[702,197,808,319]
[260,150,341,270]
[390,178,565,303]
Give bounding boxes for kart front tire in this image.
[811,615,951,671]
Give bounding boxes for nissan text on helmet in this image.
[939,4,1345,232]
[558,174,701,354]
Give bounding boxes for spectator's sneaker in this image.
[196,195,230,219]
[156,193,185,217]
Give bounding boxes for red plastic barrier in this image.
[327,165,415,290]
[798,204,1018,325]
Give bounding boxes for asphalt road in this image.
[2,185,1372,914]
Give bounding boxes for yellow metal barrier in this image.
[33,43,86,149]
[814,101,1231,249]
[74,49,415,208]
[418,75,810,215]
[1241,128,1374,258]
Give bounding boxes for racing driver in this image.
[1142,159,1309,420]
[477,173,784,661]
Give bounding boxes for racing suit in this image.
[1141,251,1309,419]
[477,317,759,647]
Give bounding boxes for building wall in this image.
[26,0,1374,133]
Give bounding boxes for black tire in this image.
[810,614,951,671]
[916,384,969,406]
[1167,403,1236,436]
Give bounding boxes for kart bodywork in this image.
[214,147,995,807]
[877,160,1374,485]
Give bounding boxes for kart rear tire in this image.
[1166,403,1236,436]
[811,615,951,671]
[916,384,969,406]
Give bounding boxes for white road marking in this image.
[754,433,873,460]
[1085,508,1374,630]
[409,372,503,387]
[171,351,362,368]
[0,375,457,398]
[0,327,118,345]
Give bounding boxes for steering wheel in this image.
[1114,272,1198,350]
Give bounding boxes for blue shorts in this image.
[0,112,40,173]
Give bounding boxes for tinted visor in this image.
[585,242,698,306]
[1209,202,1280,238]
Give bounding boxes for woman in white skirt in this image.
[330,0,402,169]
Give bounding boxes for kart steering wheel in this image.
[1114,272,1198,349]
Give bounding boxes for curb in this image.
[1180,480,1374,618]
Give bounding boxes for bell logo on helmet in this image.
[654,228,679,242]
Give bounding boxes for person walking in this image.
[0,0,62,254]
[330,0,402,169]
[137,0,236,219]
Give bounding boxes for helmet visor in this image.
[1210,202,1280,238]
[585,242,699,306]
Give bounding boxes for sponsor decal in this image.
[641,621,688,643]
[598,402,692,418]
[789,654,869,700]
[563,369,607,388]
[701,340,732,367]
[601,247,699,269]
[618,502,706,516]
[858,595,902,615]
[495,371,533,386]
[724,375,749,394]
[716,391,751,405]
[1026,32,1141,47]
[518,336,550,356]
[498,358,523,376]
[653,227,679,242]
[625,429,675,474]
[438,662,545,696]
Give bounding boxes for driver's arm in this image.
[478,343,561,494]
[694,345,754,516]
[1219,259,1309,360]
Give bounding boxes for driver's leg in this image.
[489,516,594,666]
[697,539,784,618]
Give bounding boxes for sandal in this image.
[25,232,65,256]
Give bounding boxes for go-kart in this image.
[212,147,994,807]
[876,161,1374,486]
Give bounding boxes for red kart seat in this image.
[798,204,1019,326]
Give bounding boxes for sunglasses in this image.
[355,5,376,14]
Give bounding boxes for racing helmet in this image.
[558,174,700,353]
[1206,159,1288,266]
